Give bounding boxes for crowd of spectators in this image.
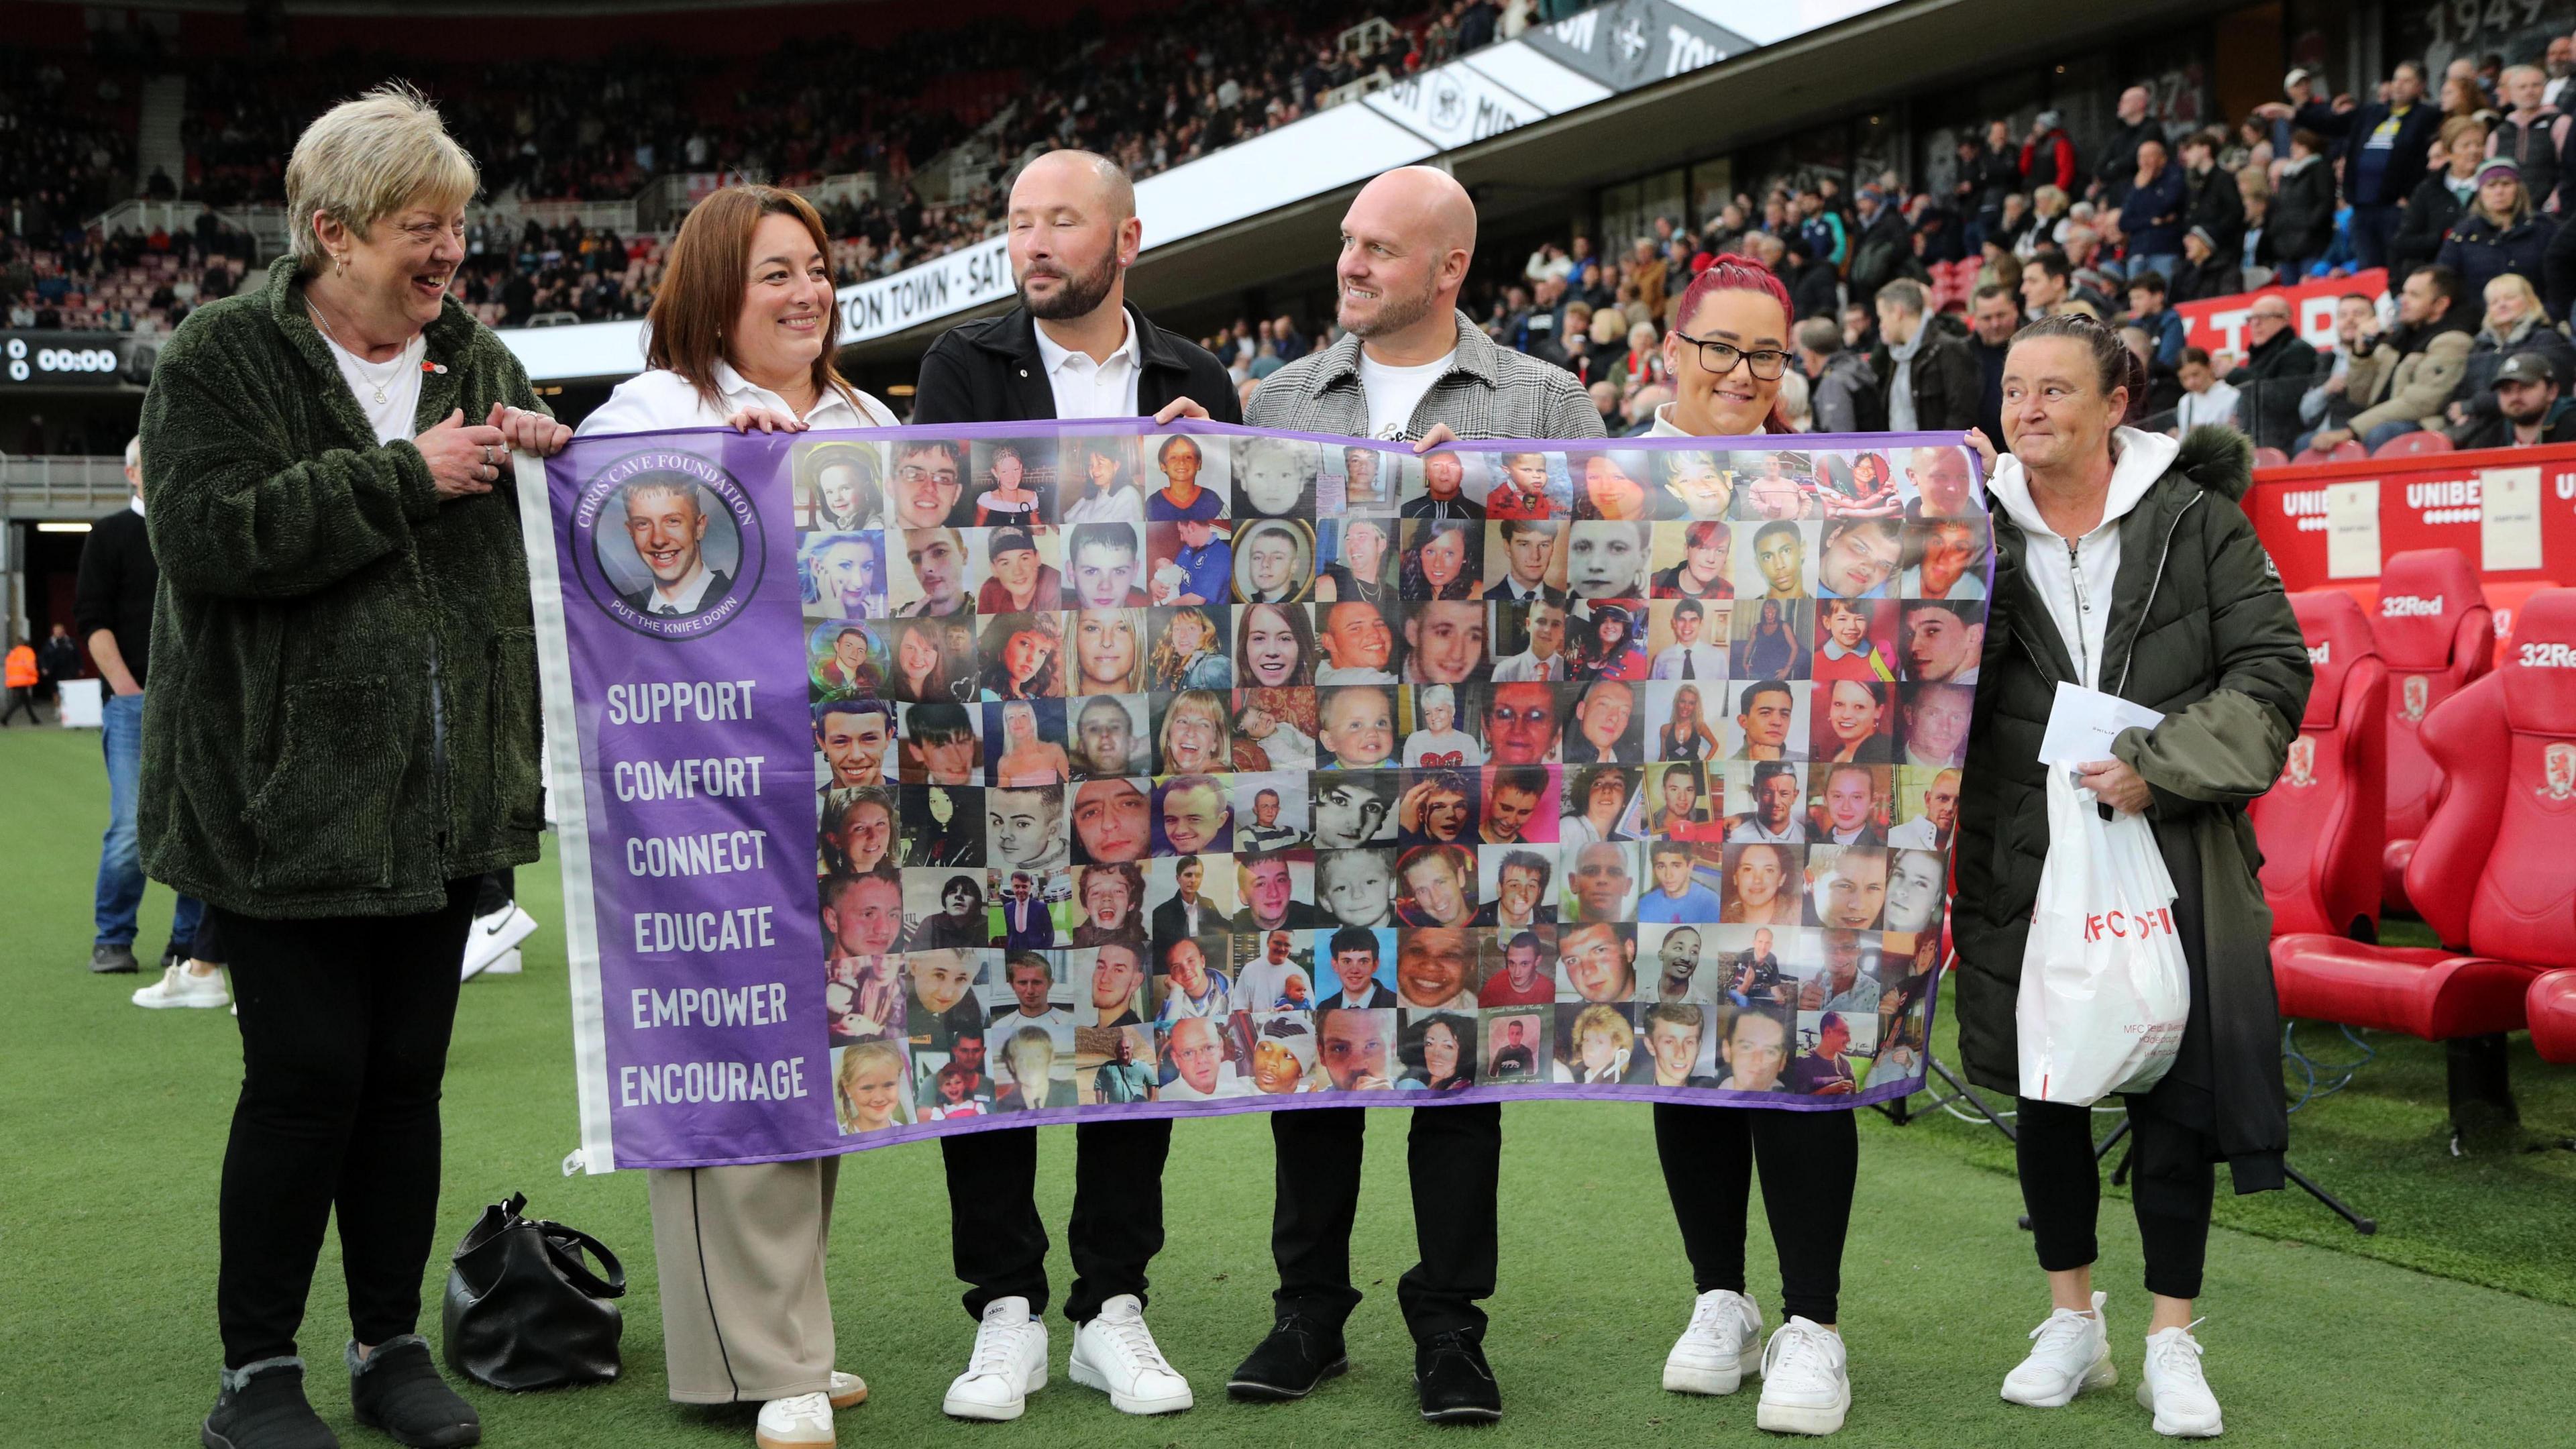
[6,0,1569,336]
[1417,38,2576,457]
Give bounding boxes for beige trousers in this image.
[646,1157,840,1403]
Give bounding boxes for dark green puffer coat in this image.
[136,261,547,919]
[1953,426,2312,1190]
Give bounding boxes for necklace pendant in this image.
[373,387,388,403]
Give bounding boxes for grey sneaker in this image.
[89,943,140,974]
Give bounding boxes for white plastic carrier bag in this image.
[2015,769,2190,1104]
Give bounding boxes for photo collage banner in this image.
[520,421,1990,1171]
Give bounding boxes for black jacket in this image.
[1868,328,1982,431]
[1957,428,2310,1191]
[73,505,157,687]
[2183,163,2245,256]
[2435,211,2558,333]
[2264,155,2336,266]
[2094,118,2161,200]
[2451,394,2576,449]
[2222,328,2324,450]
[2450,317,2576,434]
[2390,173,2472,280]
[2327,99,2442,207]
[911,301,1242,425]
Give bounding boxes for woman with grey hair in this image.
[137,85,570,1449]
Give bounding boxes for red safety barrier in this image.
[2178,269,2388,359]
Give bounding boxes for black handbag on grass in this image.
[441,1191,626,1391]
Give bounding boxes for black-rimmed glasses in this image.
[1672,329,1792,380]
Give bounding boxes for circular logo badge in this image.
[569,448,767,640]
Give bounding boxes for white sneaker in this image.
[462,905,537,981]
[754,1391,834,1448]
[1069,1293,1193,1415]
[2002,1291,2115,1407]
[2137,1321,2223,1437]
[482,947,524,976]
[1663,1288,1762,1395]
[1756,1318,1850,1436]
[826,1369,867,1409]
[131,963,230,1010]
[943,1296,1049,1421]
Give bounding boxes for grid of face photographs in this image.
[810,430,1983,1134]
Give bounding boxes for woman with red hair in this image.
[1640,254,1861,1438]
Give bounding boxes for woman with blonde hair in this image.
[1148,606,1230,690]
[1558,1002,1635,1082]
[2436,157,2556,333]
[2449,271,2576,439]
[1156,690,1233,773]
[1658,683,1722,762]
[837,1040,912,1134]
[1071,607,1148,693]
[140,85,572,1449]
[574,181,898,1446]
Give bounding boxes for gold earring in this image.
[335,254,349,275]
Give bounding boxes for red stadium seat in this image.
[2273,588,2576,1136]
[2290,440,2369,465]
[2370,550,2495,912]
[2251,446,2292,469]
[2251,592,2385,940]
[2372,430,2455,458]
[2530,971,2576,1065]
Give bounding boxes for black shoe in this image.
[1414,1329,1501,1424]
[202,1359,339,1449]
[1226,1313,1349,1401]
[89,943,140,973]
[348,1337,480,1448]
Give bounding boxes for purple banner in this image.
[526,421,1980,1171]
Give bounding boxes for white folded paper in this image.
[2037,680,2165,767]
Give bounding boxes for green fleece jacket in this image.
[1953,427,2312,1187]
[136,261,547,919]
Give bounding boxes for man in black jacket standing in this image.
[72,435,205,977]
[910,148,1234,1427]
[1870,280,1982,432]
[912,154,1239,430]
[2311,60,2439,272]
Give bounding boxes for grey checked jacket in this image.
[1244,309,1609,443]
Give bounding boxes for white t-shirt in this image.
[1357,349,1454,439]
[323,331,428,443]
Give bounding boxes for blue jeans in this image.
[96,690,203,951]
[2361,419,2420,451]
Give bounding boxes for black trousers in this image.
[941,1117,1172,1324]
[1268,1102,1500,1341]
[215,880,477,1366]
[1652,1104,1857,1324]
[2016,1095,2216,1301]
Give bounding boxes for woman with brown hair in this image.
[575,184,894,1449]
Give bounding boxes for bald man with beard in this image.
[1232,165,1604,1428]
[912,148,1232,1426]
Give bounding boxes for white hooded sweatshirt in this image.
[1983,427,2181,691]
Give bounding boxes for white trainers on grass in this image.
[1756,1318,1850,1435]
[1663,1288,1762,1395]
[132,962,229,1010]
[826,1369,867,1408]
[2138,1321,2223,1437]
[462,904,537,981]
[1069,1294,1193,1414]
[753,1390,834,1448]
[943,1296,1049,1421]
[2002,1291,2115,1407]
